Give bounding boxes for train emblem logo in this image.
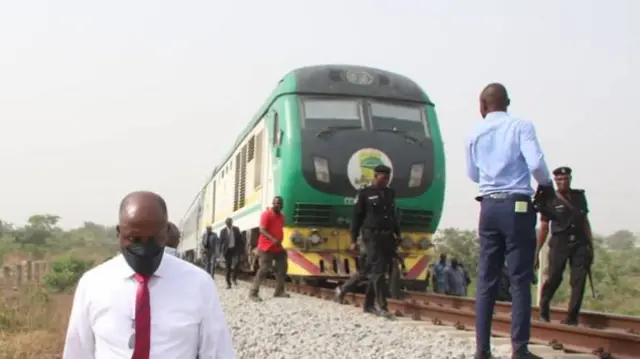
[347,148,393,189]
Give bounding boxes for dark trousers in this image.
[204,253,216,277]
[540,237,591,321]
[476,197,536,354]
[362,230,394,311]
[250,250,288,296]
[341,255,375,308]
[224,248,240,287]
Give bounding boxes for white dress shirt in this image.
[62,253,235,359]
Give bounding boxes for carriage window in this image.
[302,99,362,129]
[370,101,429,136]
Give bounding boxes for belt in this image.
[475,192,531,202]
[363,228,394,234]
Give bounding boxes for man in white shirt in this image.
[62,191,235,359]
[164,222,180,257]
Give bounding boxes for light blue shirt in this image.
[466,111,552,196]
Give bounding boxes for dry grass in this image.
[0,283,72,359]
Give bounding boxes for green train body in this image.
[179,65,445,285]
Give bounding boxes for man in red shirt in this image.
[249,196,290,301]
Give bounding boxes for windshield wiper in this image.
[316,125,361,138]
[374,128,425,146]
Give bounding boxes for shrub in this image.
[43,256,93,293]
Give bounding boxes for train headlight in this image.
[291,231,304,246]
[401,237,413,249]
[408,163,424,188]
[309,233,323,245]
[313,156,331,183]
[419,237,434,250]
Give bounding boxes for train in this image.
[177,64,445,294]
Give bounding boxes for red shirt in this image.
[257,208,285,253]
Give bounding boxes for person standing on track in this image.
[249,196,291,301]
[350,164,399,319]
[466,83,554,359]
[219,217,243,289]
[62,191,234,359]
[164,222,180,257]
[201,225,219,277]
[536,167,594,326]
[433,253,448,294]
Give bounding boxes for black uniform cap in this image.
[553,166,572,176]
[374,164,391,174]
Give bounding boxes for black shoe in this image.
[363,307,376,314]
[474,351,492,359]
[376,308,395,320]
[511,349,542,359]
[226,284,232,289]
[538,306,550,322]
[274,292,290,298]
[249,293,262,302]
[561,317,578,326]
[233,279,238,286]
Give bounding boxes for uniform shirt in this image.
[541,189,589,237]
[227,227,235,249]
[351,186,400,242]
[62,253,235,359]
[257,208,284,253]
[466,111,552,196]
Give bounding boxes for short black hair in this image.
[119,191,168,218]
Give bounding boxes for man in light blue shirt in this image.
[466,83,553,359]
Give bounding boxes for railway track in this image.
[221,270,640,358]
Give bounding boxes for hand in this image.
[350,242,358,251]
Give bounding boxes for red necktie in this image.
[132,274,151,359]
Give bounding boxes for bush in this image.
[43,256,93,293]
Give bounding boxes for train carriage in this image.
[178,64,446,292]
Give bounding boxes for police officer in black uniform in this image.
[349,164,400,318]
[535,167,594,326]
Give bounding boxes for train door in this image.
[263,110,282,204]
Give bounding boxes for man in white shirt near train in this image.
[62,190,235,359]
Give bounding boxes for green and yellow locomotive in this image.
[178,64,445,292]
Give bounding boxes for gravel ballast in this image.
[214,278,511,359]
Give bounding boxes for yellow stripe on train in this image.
[281,226,435,279]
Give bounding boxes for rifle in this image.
[587,268,598,299]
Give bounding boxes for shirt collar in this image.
[114,252,170,280]
[484,111,508,120]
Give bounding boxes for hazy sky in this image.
[1,0,637,235]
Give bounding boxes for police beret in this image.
[374,165,391,174]
[553,167,572,176]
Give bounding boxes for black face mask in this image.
[121,239,164,276]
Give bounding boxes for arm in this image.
[391,191,401,238]
[62,275,95,359]
[258,212,280,245]
[465,138,480,183]
[582,192,595,250]
[198,276,236,359]
[350,190,366,244]
[518,121,552,186]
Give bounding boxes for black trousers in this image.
[341,254,375,308]
[540,235,592,321]
[224,248,240,287]
[362,229,394,310]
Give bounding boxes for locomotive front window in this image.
[369,101,429,136]
[302,99,363,129]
